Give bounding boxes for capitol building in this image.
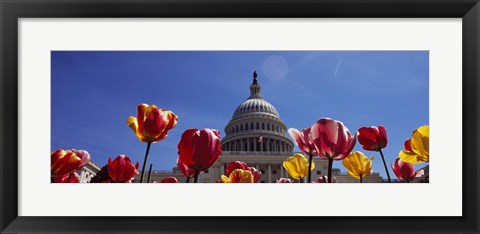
[143,72,384,183]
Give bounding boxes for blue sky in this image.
[51,51,429,179]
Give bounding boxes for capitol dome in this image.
[221,72,294,154]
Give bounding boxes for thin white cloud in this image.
[334,58,343,77]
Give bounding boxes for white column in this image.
[220,164,225,175]
[247,138,250,151]
[79,170,86,183]
[268,164,272,183]
[260,138,263,151]
[280,165,284,178]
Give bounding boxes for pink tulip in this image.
[315,176,336,183]
[310,118,357,183]
[73,149,91,168]
[391,158,424,182]
[288,128,318,156]
[248,167,262,183]
[276,178,293,183]
[310,118,357,161]
[160,177,180,183]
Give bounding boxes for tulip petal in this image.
[358,127,377,150]
[404,139,413,152]
[288,128,307,153]
[136,104,149,137]
[399,150,425,164]
[178,128,221,171]
[226,161,249,177]
[391,158,403,180]
[51,151,82,176]
[74,150,91,168]
[415,169,425,178]
[222,169,254,183]
[311,118,338,158]
[377,125,388,148]
[410,126,429,162]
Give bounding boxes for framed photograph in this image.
[1,0,478,233]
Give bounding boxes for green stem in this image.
[360,175,363,183]
[147,163,153,183]
[186,177,191,183]
[327,158,333,183]
[299,178,303,183]
[378,149,392,183]
[139,142,152,183]
[193,170,200,183]
[307,153,313,183]
[67,173,72,183]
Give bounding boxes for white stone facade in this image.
[77,161,101,183]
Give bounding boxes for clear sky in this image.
[51,51,429,179]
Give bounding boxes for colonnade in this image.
[222,137,292,152]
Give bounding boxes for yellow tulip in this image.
[221,169,254,183]
[399,125,429,164]
[342,151,373,181]
[282,153,315,180]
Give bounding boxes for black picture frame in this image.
[1,0,479,233]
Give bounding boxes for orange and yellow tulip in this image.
[221,169,254,183]
[127,104,178,143]
[51,149,82,177]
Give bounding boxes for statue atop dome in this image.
[249,71,261,99]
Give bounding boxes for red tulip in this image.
[276,178,293,183]
[357,126,388,151]
[178,128,222,172]
[160,177,180,183]
[53,173,80,183]
[107,155,140,183]
[177,157,196,178]
[310,118,357,161]
[315,176,336,183]
[225,161,249,176]
[248,167,262,183]
[51,149,82,176]
[391,158,424,182]
[288,128,318,156]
